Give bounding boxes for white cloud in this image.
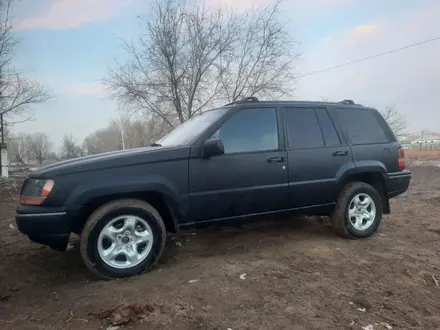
[210,0,356,12]
[14,0,357,30]
[288,0,356,8]
[63,83,108,97]
[15,0,135,30]
[295,1,440,134]
[345,22,382,46]
[212,0,271,12]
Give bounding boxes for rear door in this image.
[283,106,353,208]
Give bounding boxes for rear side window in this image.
[285,108,324,149]
[315,108,341,146]
[336,108,389,145]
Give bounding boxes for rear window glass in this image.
[315,108,341,146]
[336,108,388,144]
[285,108,324,149]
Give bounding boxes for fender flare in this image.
[65,175,185,216]
[336,160,387,184]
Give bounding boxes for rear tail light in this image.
[398,147,406,170]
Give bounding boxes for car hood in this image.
[30,145,191,178]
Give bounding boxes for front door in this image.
[188,107,289,224]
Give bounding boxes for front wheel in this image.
[330,182,383,239]
[80,199,166,279]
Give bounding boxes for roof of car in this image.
[224,97,372,109]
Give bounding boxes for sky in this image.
[8,0,440,147]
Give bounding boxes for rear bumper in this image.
[385,170,411,198]
[15,205,78,251]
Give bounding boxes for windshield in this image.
[156,108,229,146]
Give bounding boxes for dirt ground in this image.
[405,149,440,161]
[1,165,440,330]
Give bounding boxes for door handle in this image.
[267,156,286,163]
[333,151,348,157]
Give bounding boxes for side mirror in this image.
[202,138,224,158]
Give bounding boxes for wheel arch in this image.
[337,169,389,214]
[72,190,180,235]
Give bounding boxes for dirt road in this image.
[1,165,439,329]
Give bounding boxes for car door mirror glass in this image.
[202,138,224,158]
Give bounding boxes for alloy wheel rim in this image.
[97,215,153,269]
[348,193,376,231]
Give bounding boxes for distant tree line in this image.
[6,114,169,164]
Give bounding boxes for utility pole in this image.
[0,77,8,177]
[1,113,3,144]
[0,1,11,177]
[119,113,126,150]
[118,108,137,150]
[0,67,3,144]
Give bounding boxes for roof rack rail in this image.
[339,99,355,105]
[225,96,259,106]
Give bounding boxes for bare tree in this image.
[219,1,299,102]
[83,126,122,155]
[118,115,170,149]
[0,0,16,80]
[381,105,408,138]
[0,0,51,132]
[1,74,51,119]
[29,132,52,164]
[59,134,84,160]
[7,132,31,164]
[83,115,169,155]
[106,0,299,126]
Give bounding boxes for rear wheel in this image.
[80,199,166,279]
[330,182,383,239]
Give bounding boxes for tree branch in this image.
[105,0,299,124]
[381,104,409,138]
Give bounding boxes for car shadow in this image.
[159,214,335,266]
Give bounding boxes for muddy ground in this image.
[0,165,439,330]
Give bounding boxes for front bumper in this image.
[15,205,78,251]
[386,170,411,198]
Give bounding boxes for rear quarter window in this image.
[336,108,389,145]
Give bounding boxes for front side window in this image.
[212,108,278,154]
[157,108,228,146]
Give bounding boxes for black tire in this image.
[330,182,383,239]
[80,199,167,280]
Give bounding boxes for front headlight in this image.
[20,179,55,205]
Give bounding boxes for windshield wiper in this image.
[150,143,162,147]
